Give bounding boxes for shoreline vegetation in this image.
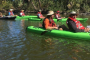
[1,0,90,15]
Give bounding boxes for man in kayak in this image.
[20,10,25,16]
[37,10,45,19]
[55,11,65,20]
[42,10,62,30]
[66,11,90,32]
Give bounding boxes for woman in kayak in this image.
[42,10,62,30]
[37,10,45,19]
[66,11,90,32]
[20,10,25,16]
[55,11,65,20]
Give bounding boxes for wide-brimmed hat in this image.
[57,11,60,13]
[21,10,24,11]
[70,11,78,15]
[47,11,54,15]
[39,10,42,12]
[10,9,13,11]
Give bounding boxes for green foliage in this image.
[2,1,13,10]
[0,0,90,13]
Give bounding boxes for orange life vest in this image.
[48,19,56,27]
[42,18,56,28]
[67,17,85,29]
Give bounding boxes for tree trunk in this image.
[31,1,37,10]
[38,0,41,9]
[24,0,31,12]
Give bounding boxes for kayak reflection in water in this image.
[66,11,90,32]
[42,10,63,30]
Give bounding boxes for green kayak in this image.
[15,15,37,20]
[27,26,90,40]
[28,18,88,22]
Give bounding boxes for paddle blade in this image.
[41,31,48,35]
[41,30,52,35]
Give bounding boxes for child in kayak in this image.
[37,10,45,19]
[66,11,90,32]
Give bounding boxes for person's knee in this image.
[59,28,63,30]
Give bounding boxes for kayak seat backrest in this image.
[58,24,69,31]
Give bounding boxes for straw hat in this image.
[21,10,24,11]
[47,11,54,15]
[10,9,13,11]
[39,9,42,12]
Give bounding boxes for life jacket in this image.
[42,18,56,28]
[20,12,25,16]
[55,13,61,18]
[9,11,14,15]
[67,17,85,29]
[37,12,43,17]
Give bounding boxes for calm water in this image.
[0,15,90,60]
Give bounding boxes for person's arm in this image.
[68,20,84,32]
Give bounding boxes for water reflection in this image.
[0,20,27,60]
[0,16,90,60]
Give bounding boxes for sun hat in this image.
[69,11,78,16]
[70,11,78,15]
[39,9,42,12]
[47,11,54,15]
[10,9,13,11]
[57,11,60,13]
[21,10,24,11]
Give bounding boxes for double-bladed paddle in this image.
[41,30,52,35]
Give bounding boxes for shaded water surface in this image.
[0,15,90,60]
